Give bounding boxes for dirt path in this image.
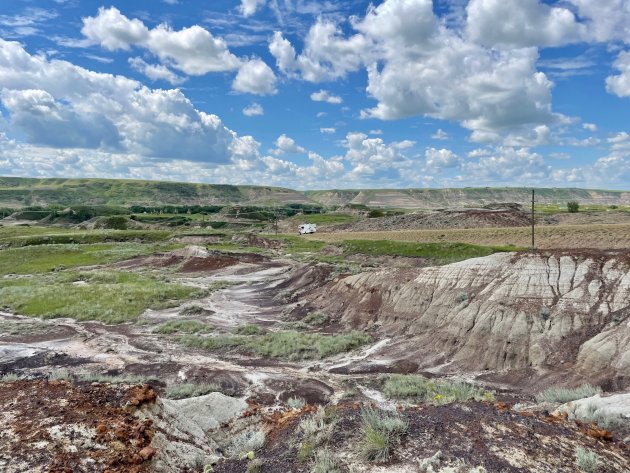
[143,263,291,329]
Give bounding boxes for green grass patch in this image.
[341,240,521,264]
[0,271,206,324]
[359,406,408,462]
[289,213,356,225]
[179,330,371,360]
[234,324,266,335]
[0,226,75,239]
[255,330,371,359]
[297,406,338,463]
[383,374,493,404]
[536,203,630,214]
[0,242,180,276]
[535,384,602,403]
[0,229,171,248]
[154,320,212,334]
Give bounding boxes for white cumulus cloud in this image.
[0,38,254,163]
[272,134,306,154]
[269,20,368,82]
[310,89,343,104]
[233,58,277,95]
[606,51,630,98]
[243,103,264,116]
[128,57,185,85]
[270,0,556,142]
[431,129,449,140]
[80,7,275,95]
[80,6,239,73]
[583,122,598,132]
[425,148,460,168]
[466,0,584,48]
[239,0,266,17]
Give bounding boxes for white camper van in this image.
[298,223,317,235]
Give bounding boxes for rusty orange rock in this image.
[138,446,156,461]
[95,423,108,436]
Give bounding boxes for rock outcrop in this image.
[138,392,252,472]
[308,251,630,387]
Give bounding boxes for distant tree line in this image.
[4,203,327,223]
[128,204,224,214]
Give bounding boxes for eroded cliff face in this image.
[308,251,630,386]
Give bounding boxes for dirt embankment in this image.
[328,208,533,232]
[304,250,630,390]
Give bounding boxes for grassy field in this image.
[339,240,520,263]
[0,229,171,247]
[0,242,181,276]
[0,226,76,238]
[305,224,630,249]
[179,330,372,360]
[0,271,206,324]
[535,204,630,214]
[285,213,357,225]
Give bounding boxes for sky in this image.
[1,0,630,190]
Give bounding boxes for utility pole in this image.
[273,209,278,235]
[531,189,535,250]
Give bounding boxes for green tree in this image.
[567,201,580,213]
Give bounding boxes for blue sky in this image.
[1,0,630,189]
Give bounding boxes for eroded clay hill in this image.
[327,208,533,232]
[306,250,630,391]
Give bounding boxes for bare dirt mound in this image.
[304,250,630,390]
[329,208,532,232]
[112,245,266,272]
[0,380,157,473]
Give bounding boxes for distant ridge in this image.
[0,176,628,209]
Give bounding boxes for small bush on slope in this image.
[536,384,602,403]
[575,446,600,473]
[359,406,408,462]
[383,375,493,404]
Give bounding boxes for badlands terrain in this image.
[0,180,629,472]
